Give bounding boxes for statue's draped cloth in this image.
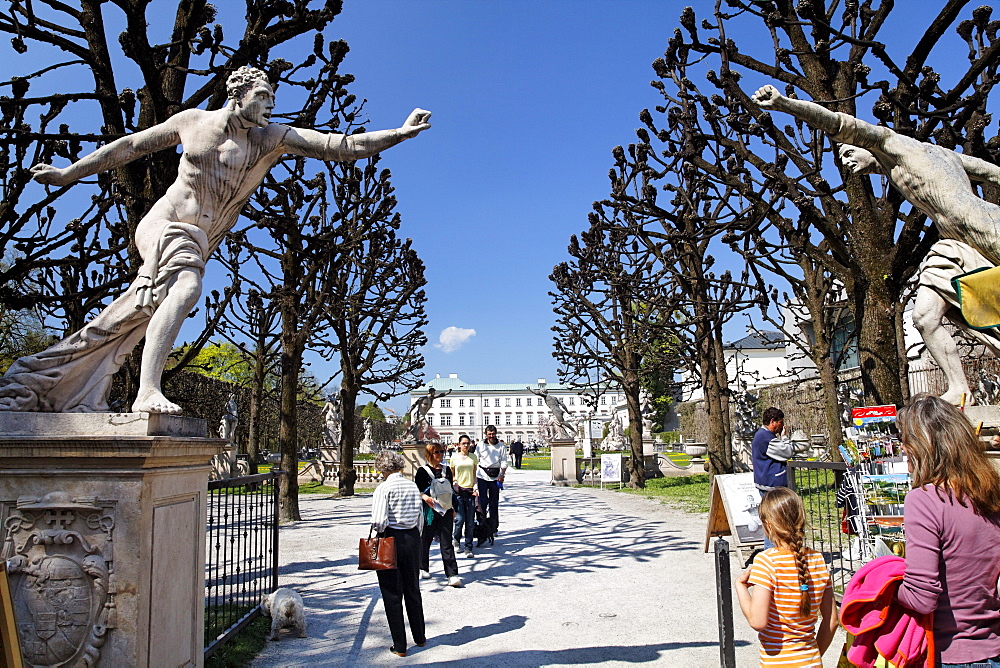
[0,223,210,412]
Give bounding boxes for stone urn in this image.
[684,444,708,458]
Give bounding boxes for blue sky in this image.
[303,0,713,413]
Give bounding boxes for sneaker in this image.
[453,539,461,550]
[464,549,473,558]
[447,576,464,587]
[420,570,431,580]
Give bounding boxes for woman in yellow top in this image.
[735,487,839,667]
[449,434,479,557]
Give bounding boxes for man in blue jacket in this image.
[752,407,787,492]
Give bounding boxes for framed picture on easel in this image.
[0,562,23,668]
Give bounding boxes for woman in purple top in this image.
[895,394,1000,666]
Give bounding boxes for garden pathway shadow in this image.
[251,468,777,666]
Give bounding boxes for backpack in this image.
[422,465,454,511]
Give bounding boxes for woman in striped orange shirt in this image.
[735,487,839,666]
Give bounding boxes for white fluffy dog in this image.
[261,588,307,641]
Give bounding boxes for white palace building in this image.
[407,374,624,444]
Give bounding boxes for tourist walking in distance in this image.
[450,435,479,557]
[894,394,1000,665]
[510,439,525,469]
[476,425,508,544]
[370,451,426,657]
[736,488,838,667]
[415,443,462,587]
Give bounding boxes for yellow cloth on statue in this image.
[953,266,1000,329]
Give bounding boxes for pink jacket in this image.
[840,555,934,668]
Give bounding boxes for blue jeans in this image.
[942,659,1000,667]
[453,492,476,549]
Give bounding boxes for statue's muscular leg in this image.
[132,267,203,414]
[912,285,974,406]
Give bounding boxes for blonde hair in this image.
[897,393,1000,516]
[759,487,811,617]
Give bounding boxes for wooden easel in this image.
[0,565,23,668]
[705,472,765,564]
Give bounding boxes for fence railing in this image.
[204,469,281,658]
[788,460,867,597]
[321,462,382,485]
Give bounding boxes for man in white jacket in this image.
[476,425,509,544]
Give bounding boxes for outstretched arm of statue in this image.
[958,152,1000,187]
[285,108,432,161]
[750,84,842,135]
[31,112,187,187]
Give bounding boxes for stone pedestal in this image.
[0,412,222,668]
[401,442,426,480]
[549,439,579,486]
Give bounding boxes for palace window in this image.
[494,398,500,407]
[515,398,522,407]
[459,399,465,407]
[442,414,452,426]
[505,398,511,407]
[441,399,451,408]
[505,414,512,425]
[526,398,532,406]
[469,415,475,426]
[469,399,474,407]
[516,414,522,425]
[569,397,575,405]
[459,414,465,426]
[527,413,533,424]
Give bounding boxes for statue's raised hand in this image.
[400,108,432,138]
[30,163,72,186]
[751,85,783,109]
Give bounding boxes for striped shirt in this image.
[748,547,831,667]
[370,473,423,532]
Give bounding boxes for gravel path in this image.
[251,467,845,666]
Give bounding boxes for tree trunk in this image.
[855,279,905,407]
[339,381,360,497]
[623,366,645,489]
[248,342,267,475]
[277,339,302,522]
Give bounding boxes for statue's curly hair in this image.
[226,66,269,101]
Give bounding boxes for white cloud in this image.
[435,326,476,353]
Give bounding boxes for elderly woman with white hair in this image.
[370,450,426,657]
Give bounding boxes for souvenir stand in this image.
[837,405,910,562]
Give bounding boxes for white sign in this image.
[601,453,622,483]
[720,473,766,544]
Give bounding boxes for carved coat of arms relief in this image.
[2,491,116,667]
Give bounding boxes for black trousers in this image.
[512,451,523,468]
[376,527,425,652]
[477,478,501,533]
[420,508,458,576]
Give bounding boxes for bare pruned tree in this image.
[551,209,674,488]
[321,154,428,497]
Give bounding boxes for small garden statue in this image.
[527,386,574,439]
[403,387,451,442]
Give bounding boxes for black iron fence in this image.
[788,460,869,597]
[204,469,281,658]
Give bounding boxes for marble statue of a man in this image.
[527,386,574,439]
[403,387,451,441]
[0,66,430,415]
[752,84,1000,405]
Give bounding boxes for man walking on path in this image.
[510,439,524,469]
[476,425,508,542]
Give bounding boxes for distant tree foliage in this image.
[360,401,386,422]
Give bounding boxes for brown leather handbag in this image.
[359,526,396,570]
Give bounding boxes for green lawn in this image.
[614,474,711,513]
[517,455,551,471]
[299,481,376,495]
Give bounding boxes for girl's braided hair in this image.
[759,487,811,617]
